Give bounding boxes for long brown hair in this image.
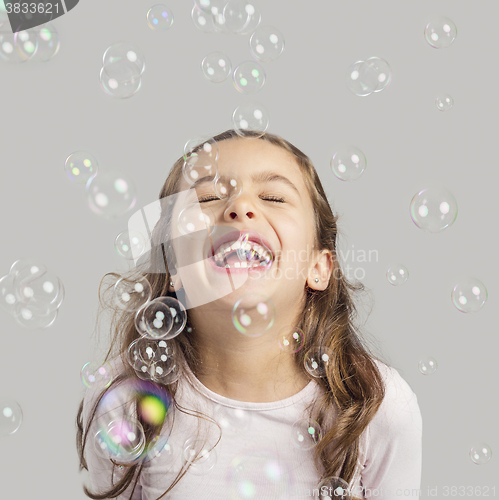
[76,129,387,500]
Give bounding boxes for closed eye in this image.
[198,195,285,203]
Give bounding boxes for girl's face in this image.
[170,138,321,314]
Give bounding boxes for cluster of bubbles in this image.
[0,398,23,436]
[92,378,174,466]
[146,4,174,31]
[0,258,64,329]
[0,22,59,63]
[99,42,146,99]
[345,56,392,97]
[64,150,137,219]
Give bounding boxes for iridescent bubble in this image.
[409,184,458,233]
[436,94,453,111]
[201,52,232,83]
[0,399,23,436]
[451,277,487,313]
[86,171,137,219]
[232,292,275,337]
[191,4,217,33]
[418,356,438,375]
[99,66,142,99]
[346,60,379,96]
[470,442,492,465]
[81,361,114,390]
[213,405,252,435]
[330,146,366,181]
[304,346,334,378]
[366,56,392,92]
[177,202,215,240]
[13,303,58,329]
[232,100,270,138]
[228,449,290,499]
[13,29,38,61]
[142,297,187,340]
[147,4,174,31]
[183,437,218,475]
[114,274,152,312]
[102,42,145,80]
[386,264,409,286]
[194,0,212,13]
[114,230,146,260]
[65,151,98,184]
[425,16,457,49]
[214,172,243,200]
[29,23,60,62]
[249,25,285,63]
[184,137,219,164]
[317,476,351,500]
[233,60,266,93]
[291,418,322,450]
[278,326,305,354]
[137,390,171,426]
[223,0,253,34]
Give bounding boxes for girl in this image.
[76,129,422,500]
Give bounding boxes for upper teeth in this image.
[213,240,271,267]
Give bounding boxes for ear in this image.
[307,249,334,290]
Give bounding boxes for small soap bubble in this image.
[65,151,98,184]
[409,184,458,233]
[451,277,487,313]
[425,16,457,49]
[13,303,58,329]
[99,66,142,99]
[470,442,492,465]
[13,28,38,61]
[147,4,174,31]
[184,137,219,164]
[81,361,114,390]
[305,346,334,378]
[114,275,152,312]
[346,60,379,96]
[232,292,275,337]
[278,326,305,353]
[102,42,145,81]
[249,25,285,62]
[201,52,232,83]
[418,356,438,375]
[214,172,243,200]
[29,23,59,62]
[101,417,146,464]
[436,94,453,111]
[142,297,187,340]
[114,230,146,260]
[177,202,215,242]
[191,4,217,33]
[223,0,252,34]
[182,156,218,187]
[330,146,366,181]
[291,418,322,450]
[183,438,218,475]
[233,60,266,93]
[386,264,409,286]
[86,171,137,219]
[232,100,270,138]
[317,477,351,500]
[0,399,23,436]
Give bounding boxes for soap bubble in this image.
[291,418,322,450]
[317,476,351,500]
[141,297,187,340]
[451,277,487,313]
[305,346,333,378]
[183,437,218,475]
[115,230,146,260]
[409,184,458,233]
[366,56,392,92]
[194,0,212,13]
[99,66,142,99]
[278,326,305,353]
[236,2,261,35]
[223,0,253,34]
[0,399,23,436]
[147,4,174,31]
[386,264,409,286]
[214,172,243,200]
[346,60,379,96]
[191,4,217,33]
[232,292,275,337]
[436,94,453,111]
[81,361,114,390]
[228,449,291,499]
[114,274,152,312]
[142,435,174,463]
[330,146,366,181]
[249,25,285,62]
[425,16,457,49]
[30,23,60,62]
[201,52,232,83]
[86,171,137,219]
[65,151,98,184]
[233,60,266,93]
[418,356,438,375]
[102,42,145,81]
[12,303,58,329]
[13,28,38,61]
[182,155,218,187]
[177,202,215,241]
[470,442,492,465]
[232,100,270,138]
[184,137,219,164]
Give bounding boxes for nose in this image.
[223,193,257,221]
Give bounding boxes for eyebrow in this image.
[251,170,301,197]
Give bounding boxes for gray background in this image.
[0,0,497,497]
